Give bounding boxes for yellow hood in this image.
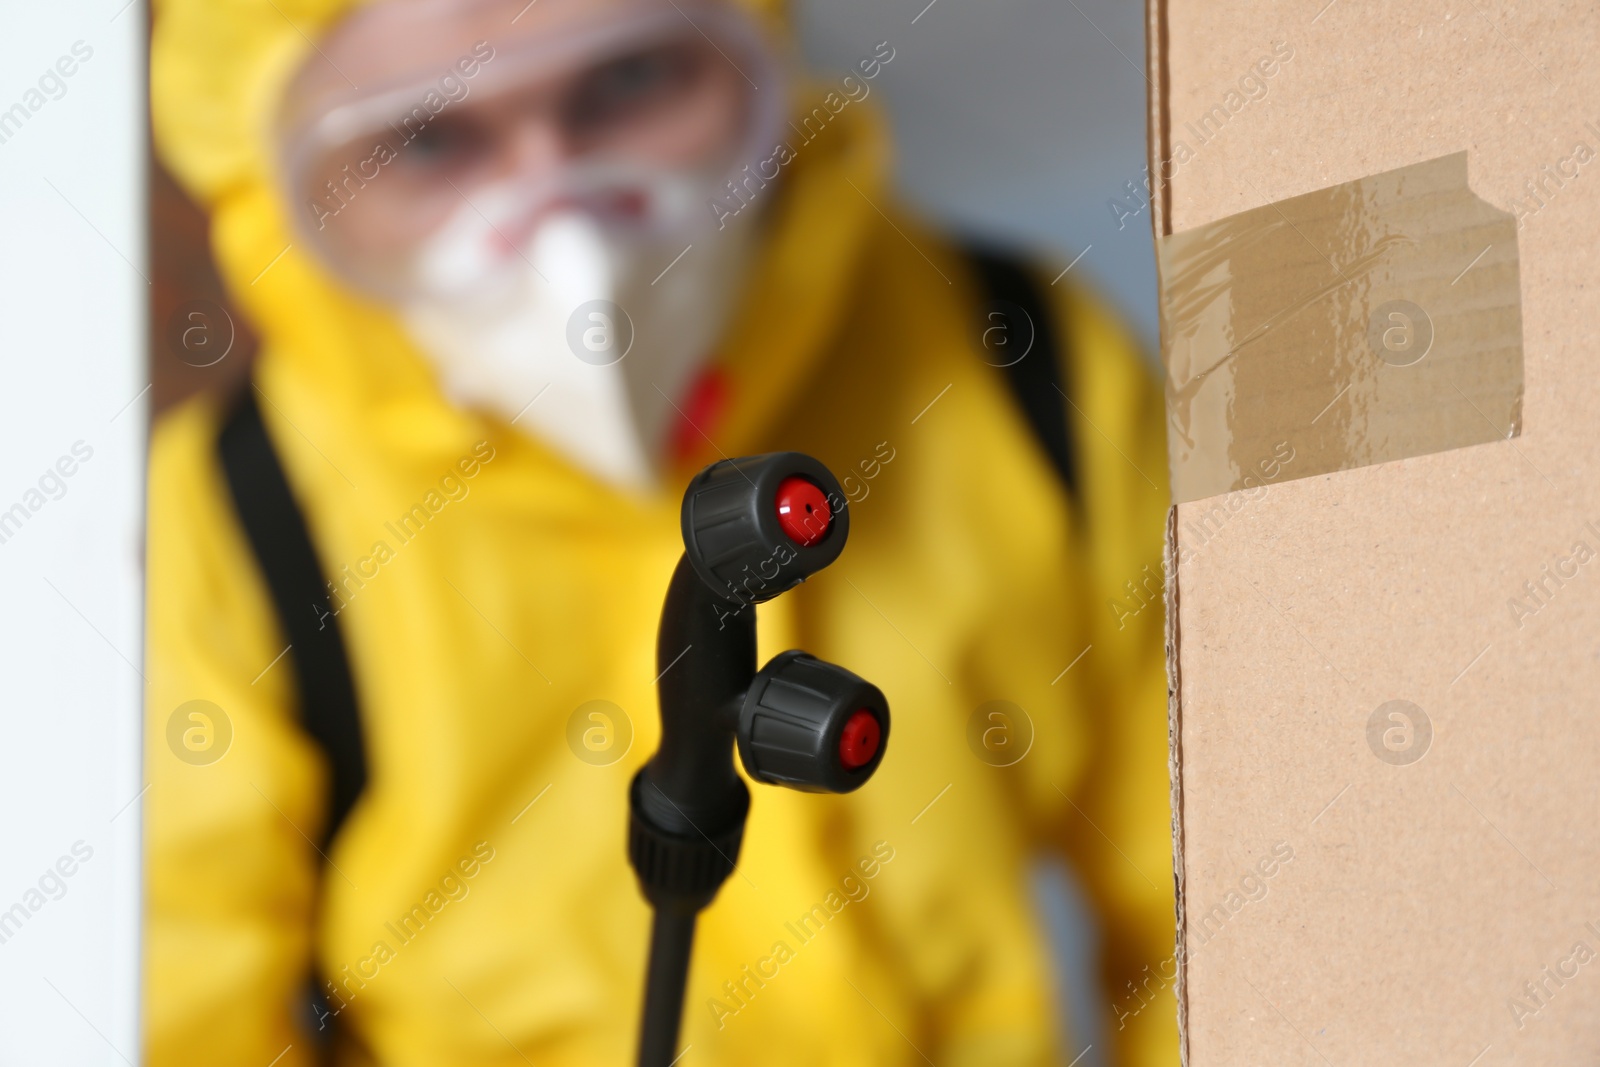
[152,0,868,490]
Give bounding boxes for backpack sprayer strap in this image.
[963,242,1081,503]
[217,385,368,844]
[217,384,368,1047]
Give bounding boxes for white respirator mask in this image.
[400,164,756,488]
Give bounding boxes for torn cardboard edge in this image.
[1145,2,1196,1062]
[1143,0,1190,1059]
[1156,151,1525,505]
[1160,503,1189,1063]
[1145,0,1173,244]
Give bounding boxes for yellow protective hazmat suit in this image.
[146,1,1178,1064]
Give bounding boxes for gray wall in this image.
[796,0,1158,350]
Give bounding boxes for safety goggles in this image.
[275,0,786,299]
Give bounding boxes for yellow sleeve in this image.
[143,395,324,1066]
[1055,286,1179,1067]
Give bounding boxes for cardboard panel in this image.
[1151,2,1600,1063]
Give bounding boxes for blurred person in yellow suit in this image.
[145,0,1177,1064]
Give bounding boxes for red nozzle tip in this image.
[838,709,881,770]
[775,476,832,547]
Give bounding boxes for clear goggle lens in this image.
[276,0,784,299]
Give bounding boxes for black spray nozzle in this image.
[628,451,891,1067]
[680,451,850,607]
[738,650,889,794]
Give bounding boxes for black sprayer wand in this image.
[626,452,891,1067]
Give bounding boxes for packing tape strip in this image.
[1157,151,1524,504]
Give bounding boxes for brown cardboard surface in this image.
[1151,2,1600,1063]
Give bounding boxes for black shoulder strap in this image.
[217,386,367,849]
[964,245,1079,500]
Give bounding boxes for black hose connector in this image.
[627,772,748,911]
